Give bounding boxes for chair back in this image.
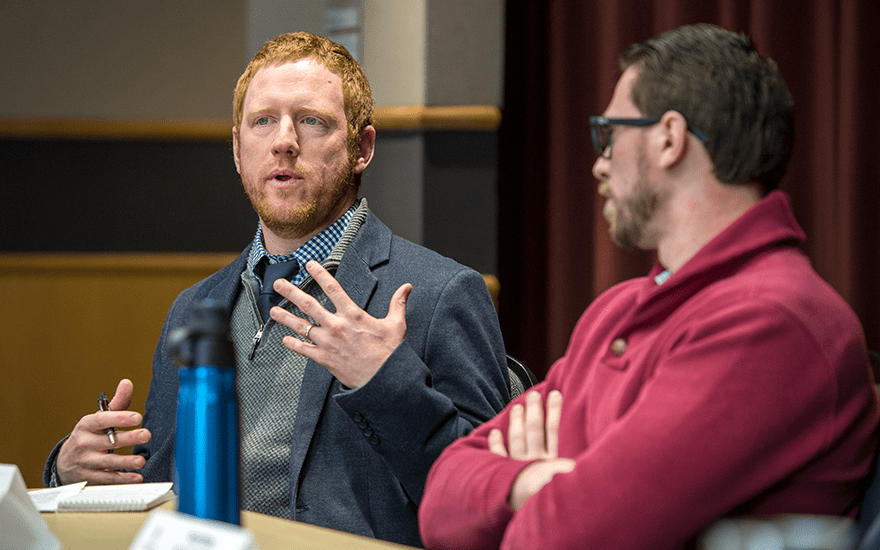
[506,355,538,400]
[857,453,880,550]
[856,353,880,550]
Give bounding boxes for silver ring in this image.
[303,324,313,340]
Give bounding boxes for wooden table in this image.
[41,500,418,550]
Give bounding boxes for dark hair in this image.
[620,23,794,190]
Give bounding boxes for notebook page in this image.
[56,482,174,513]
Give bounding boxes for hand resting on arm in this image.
[488,390,575,510]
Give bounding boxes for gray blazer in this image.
[46,210,508,547]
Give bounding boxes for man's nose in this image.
[592,154,609,183]
[273,118,300,156]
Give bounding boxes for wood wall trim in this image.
[373,105,501,130]
[0,106,501,141]
[2,251,500,306]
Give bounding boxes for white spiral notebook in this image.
[41,482,174,513]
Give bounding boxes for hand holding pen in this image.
[55,379,153,485]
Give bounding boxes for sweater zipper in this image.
[245,260,339,359]
[243,283,264,360]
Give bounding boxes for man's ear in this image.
[232,125,242,174]
[353,125,376,175]
[657,111,689,170]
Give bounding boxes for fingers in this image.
[58,444,148,485]
[110,379,134,411]
[72,440,148,471]
[305,259,347,303]
[507,393,545,460]
[504,391,564,461]
[56,401,152,486]
[270,265,411,390]
[488,428,509,457]
[507,403,527,458]
[91,410,145,434]
[273,278,326,325]
[58,460,144,486]
[78,411,151,451]
[80,470,145,485]
[57,423,151,485]
[272,265,353,331]
[269,301,315,337]
[523,392,547,457]
[273,261,353,322]
[545,390,563,457]
[270,263,411,340]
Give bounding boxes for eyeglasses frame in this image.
[589,115,709,159]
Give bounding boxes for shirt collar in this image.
[654,269,672,285]
[247,201,358,288]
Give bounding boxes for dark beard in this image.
[611,152,661,250]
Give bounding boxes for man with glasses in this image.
[419,24,878,550]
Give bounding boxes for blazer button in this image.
[369,435,380,445]
[611,338,627,356]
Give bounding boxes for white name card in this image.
[0,464,61,550]
[129,509,259,550]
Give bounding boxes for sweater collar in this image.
[649,190,806,286]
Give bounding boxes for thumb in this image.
[110,378,134,411]
[388,283,412,321]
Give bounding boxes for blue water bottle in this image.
[168,298,240,524]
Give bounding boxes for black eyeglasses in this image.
[589,116,709,159]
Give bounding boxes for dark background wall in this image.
[0,1,503,276]
[1,138,254,252]
[0,129,498,274]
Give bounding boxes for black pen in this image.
[98,392,117,446]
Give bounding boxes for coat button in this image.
[611,338,627,356]
[369,435,380,445]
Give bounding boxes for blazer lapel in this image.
[209,248,250,307]
[287,209,390,503]
[333,209,390,310]
[287,359,334,506]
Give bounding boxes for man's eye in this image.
[303,116,319,125]
[256,117,270,126]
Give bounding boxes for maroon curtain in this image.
[499,0,880,378]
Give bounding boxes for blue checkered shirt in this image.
[248,202,357,289]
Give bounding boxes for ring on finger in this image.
[303,324,314,341]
